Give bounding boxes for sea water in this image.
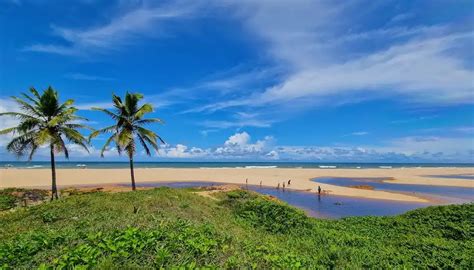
[1,161,473,169]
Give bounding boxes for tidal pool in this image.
[126,181,433,218]
[313,177,474,203]
[425,174,474,180]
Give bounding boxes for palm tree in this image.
[0,87,90,200]
[89,92,164,191]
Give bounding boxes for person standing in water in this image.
[318,186,322,195]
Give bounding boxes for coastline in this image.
[2,167,473,203]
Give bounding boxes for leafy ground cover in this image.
[0,188,49,211]
[0,187,472,269]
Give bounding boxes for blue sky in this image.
[0,0,473,162]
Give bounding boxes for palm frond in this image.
[61,127,90,153]
[137,133,151,156]
[35,129,52,145]
[141,134,159,151]
[29,87,41,99]
[11,96,43,117]
[57,99,74,112]
[17,118,41,133]
[0,127,18,135]
[52,134,69,159]
[65,123,94,131]
[28,144,39,161]
[91,107,121,121]
[134,103,153,119]
[100,134,117,157]
[135,118,164,125]
[21,92,41,107]
[89,125,117,141]
[117,128,133,149]
[6,133,36,157]
[137,126,165,144]
[125,140,135,158]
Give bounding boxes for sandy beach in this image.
[1,167,473,203]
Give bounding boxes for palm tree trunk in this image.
[129,156,136,191]
[50,144,58,200]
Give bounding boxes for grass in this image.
[0,187,473,269]
[0,188,49,211]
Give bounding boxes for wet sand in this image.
[1,167,473,202]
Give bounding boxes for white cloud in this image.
[224,131,250,146]
[65,73,115,81]
[344,131,369,137]
[75,102,114,110]
[0,98,20,146]
[377,136,474,157]
[204,32,473,112]
[24,1,201,56]
[389,13,415,24]
[152,131,473,162]
[179,1,473,116]
[158,144,208,158]
[352,132,368,136]
[214,132,274,158]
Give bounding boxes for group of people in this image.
[245,178,323,195]
[276,179,292,190]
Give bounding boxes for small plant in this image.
[0,193,17,211]
[232,197,311,233]
[41,212,58,223]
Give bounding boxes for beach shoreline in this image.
[1,167,473,203]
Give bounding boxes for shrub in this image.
[233,197,311,233]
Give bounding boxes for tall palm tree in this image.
[0,87,90,200]
[89,92,164,190]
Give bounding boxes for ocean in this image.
[1,161,473,169]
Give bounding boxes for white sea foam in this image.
[379,166,392,169]
[199,167,245,169]
[319,165,337,169]
[26,165,43,169]
[244,166,278,169]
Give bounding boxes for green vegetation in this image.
[0,87,91,200]
[89,92,165,191]
[0,188,49,211]
[1,188,472,269]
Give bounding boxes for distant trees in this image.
[0,87,90,200]
[89,92,165,190]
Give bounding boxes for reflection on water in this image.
[246,186,430,218]
[313,177,474,203]
[127,181,432,219]
[426,174,474,180]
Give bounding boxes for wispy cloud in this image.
[391,115,438,124]
[75,102,114,110]
[344,131,369,137]
[24,1,201,56]
[177,1,473,117]
[201,111,275,129]
[389,13,415,24]
[203,31,473,112]
[65,73,115,81]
